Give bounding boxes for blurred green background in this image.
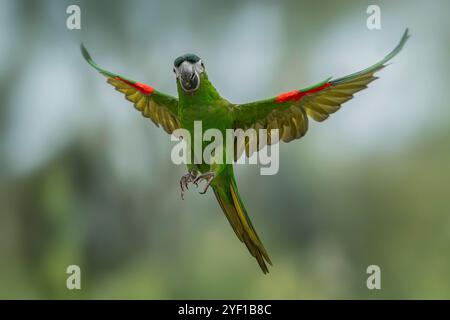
[0,0,449,299]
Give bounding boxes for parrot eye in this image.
[173,67,176,74]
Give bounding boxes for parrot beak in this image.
[178,61,200,92]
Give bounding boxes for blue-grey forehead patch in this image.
[174,54,201,67]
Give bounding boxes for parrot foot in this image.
[193,171,216,195]
[180,171,197,200]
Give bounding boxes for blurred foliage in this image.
[0,0,449,299]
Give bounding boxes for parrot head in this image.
[173,53,206,93]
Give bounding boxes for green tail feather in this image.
[212,171,271,274]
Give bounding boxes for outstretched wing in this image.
[232,29,409,158]
[81,45,180,134]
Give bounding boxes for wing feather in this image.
[232,29,409,159]
[82,44,180,134]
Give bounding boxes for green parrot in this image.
[81,29,409,274]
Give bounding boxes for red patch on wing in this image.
[116,77,154,95]
[275,82,331,103]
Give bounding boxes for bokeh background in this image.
[0,0,449,299]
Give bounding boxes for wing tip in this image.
[397,27,411,51]
[80,43,100,71]
[382,27,410,64]
[331,28,409,85]
[403,28,411,41]
[80,43,98,69]
[80,43,90,61]
[80,44,117,78]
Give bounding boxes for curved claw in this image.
[179,171,197,200]
[193,172,215,195]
